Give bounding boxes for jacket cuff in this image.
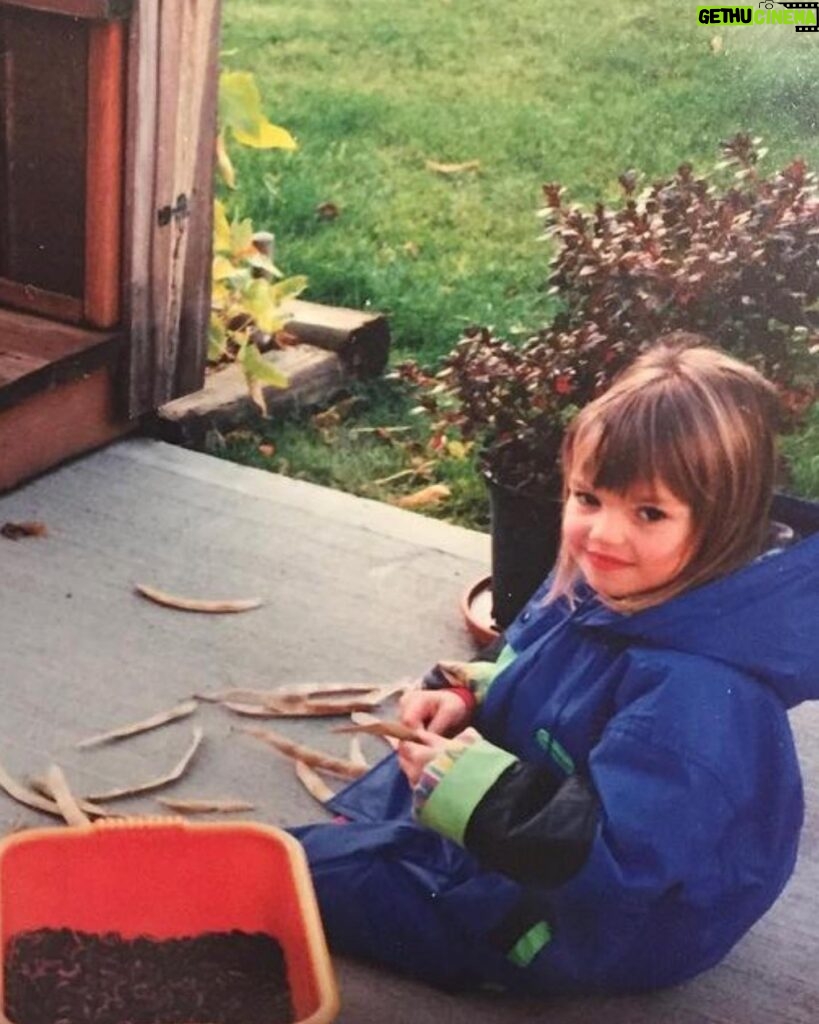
[421,645,517,703]
[416,738,518,846]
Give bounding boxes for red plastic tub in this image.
[0,819,338,1024]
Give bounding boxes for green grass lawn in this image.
[217,0,819,520]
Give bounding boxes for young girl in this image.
[290,339,819,995]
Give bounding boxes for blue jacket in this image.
[293,495,819,994]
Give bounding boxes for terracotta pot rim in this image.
[460,575,500,647]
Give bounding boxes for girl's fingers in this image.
[428,705,463,734]
[399,692,438,730]
[397,736,440,787]
[399,689,473,734]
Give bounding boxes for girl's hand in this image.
[399,687,472,735]
[397,729,449,788]
[397,726,481,788]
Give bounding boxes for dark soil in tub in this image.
[4,928,293,1024]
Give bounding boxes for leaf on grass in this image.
[315,201,340,220]
[0,759,113,820]
[392,484,451,509]
[1,521,48,540]
[710,35,724,55]
[239,726,366,780]
[85,728,204,802]
[425,159,480,175]
[76,700,198,749]
[233,120,297,151]
[311,407,345,431]
[294,760,335,805]
[156,797,255,815]
[44,765,89,827]
[373,460,436,487]
[135,584,262,614]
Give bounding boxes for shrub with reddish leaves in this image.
[398,134,818,496]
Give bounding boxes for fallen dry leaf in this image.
[239,726,366,780]
[333,719,424,743]
[0,759,112,820]
[349,736,368,769]
[294,760,335,804]
[135,584,262,614]
[222,692,388,718]
[258,443,276,458]
[156,797,255,815]
[224,429,257,444]
[85,728,204,802]
[1,521,47,540]
[76,700,198,749]
[199,682,405,707]
[273,328,301,348]
[350,711,399,750]
[374,460,436,487]
[435,662,472,687]
[393,483,451,509]
[44,765,89,827]
[311,396,361,431]
[349,425,413,438]
[710,35,724,54]
[315,201,340,220]
[425,159,480,175]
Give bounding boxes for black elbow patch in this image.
[465,768,600,887]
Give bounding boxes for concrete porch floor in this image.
[0,438,816,1023]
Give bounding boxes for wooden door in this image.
[0,0,221,490]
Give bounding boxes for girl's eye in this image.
[574,490,600,508]
[637,506,667,523]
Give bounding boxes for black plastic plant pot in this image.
[485,475,563,630]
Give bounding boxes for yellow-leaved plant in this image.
[211,70,307,412]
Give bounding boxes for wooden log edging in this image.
[281,299,390,378]
[152,302,391,447]
[153,344,346,447]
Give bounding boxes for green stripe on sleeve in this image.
[473,643,518,702]
[535,728,575,775]
[507,921,552,967]
[418,739,517,845]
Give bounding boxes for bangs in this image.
[567,382,705,508]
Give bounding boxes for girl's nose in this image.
[589,511,626,546]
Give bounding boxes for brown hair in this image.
[547,333,781,612]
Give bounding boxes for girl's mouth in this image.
[585,550,635,572]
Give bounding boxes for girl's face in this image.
[563,475,695,600]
